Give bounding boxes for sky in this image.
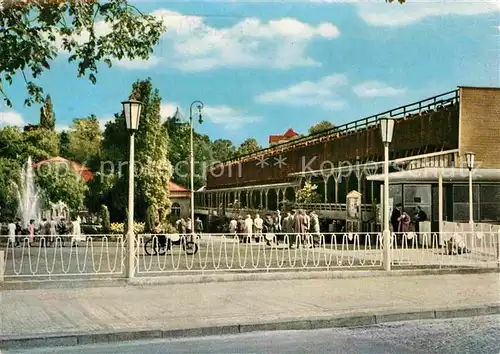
[1,0,499,146]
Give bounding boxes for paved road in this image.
[4,315,500,353]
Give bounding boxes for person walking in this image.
[28,219,35,246]
[194,216,203,237]
[244,214,253,244]
[254,214,263,242]
[309,211,321,247]
[8,220,16,246]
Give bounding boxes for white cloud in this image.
[54,124,70,132]
[113,56,161,70]
[353,81,407,98]
[0,111,25,127]
[97,116,115,131]
[357,1,499,27]
[203,105,262,130]
[160,103,185,123]
[51,9,340,71]
[148,10,340,71]
[254,74,347,110]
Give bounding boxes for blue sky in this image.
[1,1,499,146]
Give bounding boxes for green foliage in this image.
[0,126,24,160]
[0,158,20,222]
[0,0,166,107]
[386,0,405,3]
[211,139,236,162]
[59,131,70,157]
[94,78,172,221]
[145,204,157,233]
[237,138,262,156]
[296,181,322,204]
[165,120,212,189]
[35,163,88,211]
[67,114,102,163]
[0,125,59,162]
[308,121,336,135]
[100,204,110,233]
[23,128,60,162]
[39,95,55,130]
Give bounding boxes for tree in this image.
[95,78,172,221]
[296,181,322,204]
[39,94,55,130]
[212,139,236,162]
[59,131,70,158]
[23,128,60,162]
[0,0,166,107]
[386,0,405,3]
[237,138,262,156]
[0,158,20,222]
[35,163,88,212]
[67,115,102,163]
[308,121,336,135]
[0,126,25,160]
[164,120,212,189]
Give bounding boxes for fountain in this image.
[16,157,40,228]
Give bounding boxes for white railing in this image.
[1,231,499,279]
[0,234,125,279]
[135,231,500,275]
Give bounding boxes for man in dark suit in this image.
[391,204,402,233]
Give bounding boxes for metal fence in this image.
[1,231,499,280]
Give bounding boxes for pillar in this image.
[438,169,443,233]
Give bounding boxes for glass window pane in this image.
[453,185,479,203]
[453,202,479,222]
[389,184,402,206]
[480,185,500,203]
[480,203,500,222]
[404,185,431,205]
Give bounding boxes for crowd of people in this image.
[6,217,80,247]
[221,209,322,248]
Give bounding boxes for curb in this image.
[1,267,498,290]
[1,304,499,350]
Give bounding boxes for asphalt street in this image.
[4,315,500,354]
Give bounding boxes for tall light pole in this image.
[122,99,142,279]
[380,117,395,271]
[466,152,475,231]
[190,100,204,238]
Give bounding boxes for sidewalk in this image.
[0,273,499,345]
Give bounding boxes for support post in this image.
[127,133,135,279]
[438,169,443,234]
[383,143,391,271]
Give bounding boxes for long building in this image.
[194,86,500,231]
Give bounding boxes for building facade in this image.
[194,87,500,231]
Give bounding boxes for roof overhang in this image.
[366,167,500,183]
[201,181,300,193]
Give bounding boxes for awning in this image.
[366,167,500,183]
[201,181,300,193]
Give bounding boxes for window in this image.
[171,203,181,217]
[452,185,479,222]
[480,185,500,221]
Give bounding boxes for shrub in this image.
[100,205,111,233]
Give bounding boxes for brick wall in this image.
[459,87,500,168]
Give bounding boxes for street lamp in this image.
[122,98,142,279]
[379,116,395,271]
[189,100,204,238]
[466,152,475,230]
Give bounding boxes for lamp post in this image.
[122,99,142,279]
[466,152,475,231]
[379,117,395,271]
[189,100,204,238]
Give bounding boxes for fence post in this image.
[0,250,4,282]
[497,230,500,269]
